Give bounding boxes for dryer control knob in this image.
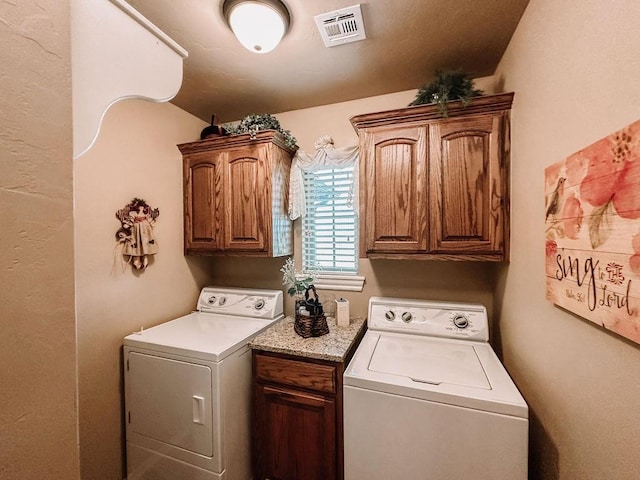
[254,298,265,310]
[385,310,395,321]
[401,312,413,323]
[219,296,227,306]
[453,314,469,329]
[207,296,216,305]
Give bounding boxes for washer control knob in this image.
[207,295,216,305]
[385,310,395,321]
[453,314,469,329]
[254,298,265,310]
[219,296,227,306]
[401,312,413,323]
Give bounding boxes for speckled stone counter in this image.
[250,315,367,362]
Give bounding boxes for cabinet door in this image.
[429,114,506,256]
[224,147,268,252]
[361,125,428,254]
[184,152,224,252]
[254,384,336,480]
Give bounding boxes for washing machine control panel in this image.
[368,297,489,342]
[196,287,284,319]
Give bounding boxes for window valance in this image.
[288,135,359,220]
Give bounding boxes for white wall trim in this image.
[313,273,365,292]
[72,0,188,159]
[109,0,188,57]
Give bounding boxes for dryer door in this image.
[126,351,215,456]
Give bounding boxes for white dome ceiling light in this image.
[222,0,290,54]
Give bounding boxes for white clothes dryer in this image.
[344,296,528,480]
[123,287,283,480]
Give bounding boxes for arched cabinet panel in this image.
[225,155,266,251]
[184,155,223,251]
[430,117,503,255]
[361,127,428,253]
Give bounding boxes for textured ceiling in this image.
[128,0,529,123]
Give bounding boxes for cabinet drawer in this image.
[255,354,336,394]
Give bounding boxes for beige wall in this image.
[9,2,640,479]
[75,99,209,479]
[209,75,498,321]
[0,1,80,479]
[494,0,640,478]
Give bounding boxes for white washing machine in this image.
[344,296,528,480]
[123,287,283,480]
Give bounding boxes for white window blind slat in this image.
[302,165,358,274]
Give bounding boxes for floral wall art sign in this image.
[545,120,640,344]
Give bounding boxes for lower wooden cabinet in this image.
[252,351,345,480]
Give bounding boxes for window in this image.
[302,165,358,275]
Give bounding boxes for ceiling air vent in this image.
[314,4,366,48]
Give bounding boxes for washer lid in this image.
[123,312,281,361]
[345,331,528,418]
[369,336,490,389]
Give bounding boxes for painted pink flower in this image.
[562,194,583,239]
[579,139,625,206]
[579,125,640,219]
[611,158,640,219]
[565,153,588,187]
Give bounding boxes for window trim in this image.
[312,273,365,292]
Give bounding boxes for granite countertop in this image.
[250,316,367,362]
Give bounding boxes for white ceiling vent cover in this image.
[314,4,366,47]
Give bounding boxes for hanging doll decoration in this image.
[114,198,160,270]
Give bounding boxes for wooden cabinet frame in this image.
[351,93,513,262]
[179,130,294,257]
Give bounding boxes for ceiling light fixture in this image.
[222,0,290,54]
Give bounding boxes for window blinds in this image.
[302,165,358,273]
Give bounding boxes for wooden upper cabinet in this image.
[351,93,513,261]
[178,131,294,257]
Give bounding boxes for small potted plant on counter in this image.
[280,257,320,314]
[280,257,328,338]
[280,257,317,296]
